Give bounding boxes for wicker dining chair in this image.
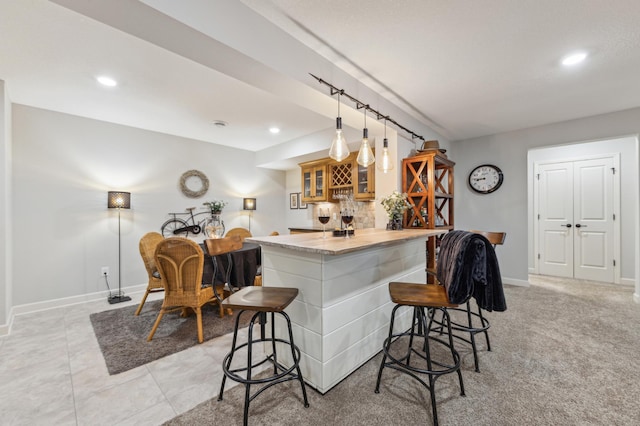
[135,232,165,316]
[225,227,252,242]
[147,237,217,343]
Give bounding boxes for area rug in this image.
[90,300,251,375]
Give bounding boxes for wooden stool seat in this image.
[389,282,459,308]
[221,286,298,312]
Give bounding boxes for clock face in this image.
[468,164,504,194]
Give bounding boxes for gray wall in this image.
[10,105,286,307]
[452,107,640,288]
[5,103,639,323]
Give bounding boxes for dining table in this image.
[200,241,261,287]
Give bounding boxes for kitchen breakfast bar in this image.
[246,228,445,393]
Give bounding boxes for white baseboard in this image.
[634,293,640,304]
[502,276,530,287]
[620,277,636,287]
[0,307,15,337]
[0,283,147,336]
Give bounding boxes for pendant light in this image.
[377,118,394,173]
[329,91,350,162]
[356,107,375,167]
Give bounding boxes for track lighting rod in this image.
[309,73,425,142]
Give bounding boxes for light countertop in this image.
[246,228,445,255]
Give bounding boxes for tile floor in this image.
[0,293,262,425]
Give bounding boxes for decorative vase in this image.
[204,214,225,238]
[386,215,403,231]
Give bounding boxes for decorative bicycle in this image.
[160,207,225,238]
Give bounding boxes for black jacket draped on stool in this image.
[436,230,507,312]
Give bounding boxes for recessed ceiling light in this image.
[561,52,588,66]
[96,75,117,87]
[212,120,228,128]
[269,127,280,134]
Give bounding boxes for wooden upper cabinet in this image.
[328,151,375,202]
[300,159,328,203]
[301,152,376,203]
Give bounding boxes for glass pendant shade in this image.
[377,138,394,173]
[356,128,375,167]
[329,117,350,162]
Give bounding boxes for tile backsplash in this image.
[312,202,376,230]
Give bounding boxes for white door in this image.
[538,162,574,278]
[573,158,614,282]
[537,157,615,282]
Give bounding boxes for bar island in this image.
[247,228,445,393]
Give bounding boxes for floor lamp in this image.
[108,191,132,304]
[243,197,256,231]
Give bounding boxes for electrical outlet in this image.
[101,266,109,276]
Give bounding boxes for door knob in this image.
[562,224,572,228]
[575,224,586,228]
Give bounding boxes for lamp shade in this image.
[107,191,131,209]
[243,197,256,211]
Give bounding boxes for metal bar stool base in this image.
[431,300,491,372]
[218,310,309,426]
[375,305,465,426]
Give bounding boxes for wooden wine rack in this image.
[402,150,454,274]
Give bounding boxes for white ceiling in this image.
[2,0,640,169]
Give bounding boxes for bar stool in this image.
[375,282,465,426]
[432,230,506,372]
[205,237,309,426]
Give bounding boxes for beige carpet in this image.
[165,276,640,425]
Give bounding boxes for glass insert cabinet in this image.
[300,159,328,202]
[354,160,375,200]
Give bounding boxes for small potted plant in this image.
[380,191,412,230]
[203,199,227,215]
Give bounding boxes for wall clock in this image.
[468,164,503,194]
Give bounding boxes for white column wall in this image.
[261,238,425,393]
